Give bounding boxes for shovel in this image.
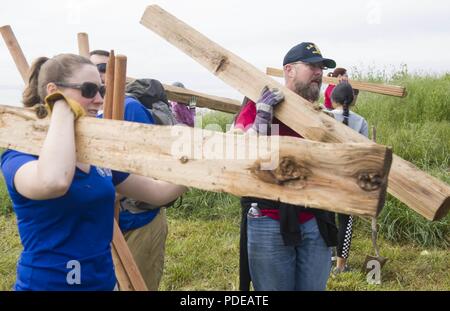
[363,127,388,284]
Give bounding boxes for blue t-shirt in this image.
[98,96,155,124]
[100,96,160,232]
[0,150,129,291]
[123,96,155,124]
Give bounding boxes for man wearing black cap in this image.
[283,42,336,102]
[234,42,338,291]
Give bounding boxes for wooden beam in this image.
[0,104,392,217]
[266,67,407,98]
[77,32,90,58]
[0,25,29,83]
[163,83,241,114]
[139,5,450,221]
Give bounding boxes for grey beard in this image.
[294,80,321,103]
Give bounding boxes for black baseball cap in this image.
[283,42,336,68]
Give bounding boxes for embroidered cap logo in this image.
[307,44,322,55]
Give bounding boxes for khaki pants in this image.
[123,208,168,291]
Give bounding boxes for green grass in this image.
[1,212,448,291]
[161,218,240,291]
[0,214,21,291]
[0,171,13,216]
[169,189,240,222]
[351,72,450,249]
[0,70,449,290]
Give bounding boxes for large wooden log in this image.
[266,67,407,97]
[0,105,392,217]
[140,5,450,221]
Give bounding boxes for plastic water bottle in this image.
[248,202,262,218]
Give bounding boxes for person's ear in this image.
[46,82,58,95]
[284,64,296,78]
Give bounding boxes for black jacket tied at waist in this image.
[239,196,338,291]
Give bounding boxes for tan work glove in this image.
[44,91,85,120]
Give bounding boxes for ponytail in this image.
[342,102,350,126]
[22,57,49,107]
[330,82,354,127]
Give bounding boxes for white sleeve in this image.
[360,118,369,138]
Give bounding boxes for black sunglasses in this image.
[96,63,107,73]
[54,82,106,99]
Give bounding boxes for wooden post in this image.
[0,104,392,217]
[139,5,450,221]
[103,50,115,120]
[0,26,147,291]
[77,32,90,58]
[100,53,147,291]
[266,67,407,97]
[110,54,125,222]
[112,55,127,121]
[0,25,29,83]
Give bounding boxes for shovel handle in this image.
[371,217,380,257]
[371,126,381,257]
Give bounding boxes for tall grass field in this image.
[0,70,449,290]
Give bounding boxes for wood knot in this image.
[179,156,189,164]
[214,56,229,73]
[35,104,48,119]
[251,156,309,186]
[358,172,382,191]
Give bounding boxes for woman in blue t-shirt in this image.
[0,53,187,291]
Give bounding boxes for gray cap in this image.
[172,81,185,88]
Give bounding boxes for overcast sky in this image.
[1,0,449,105]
